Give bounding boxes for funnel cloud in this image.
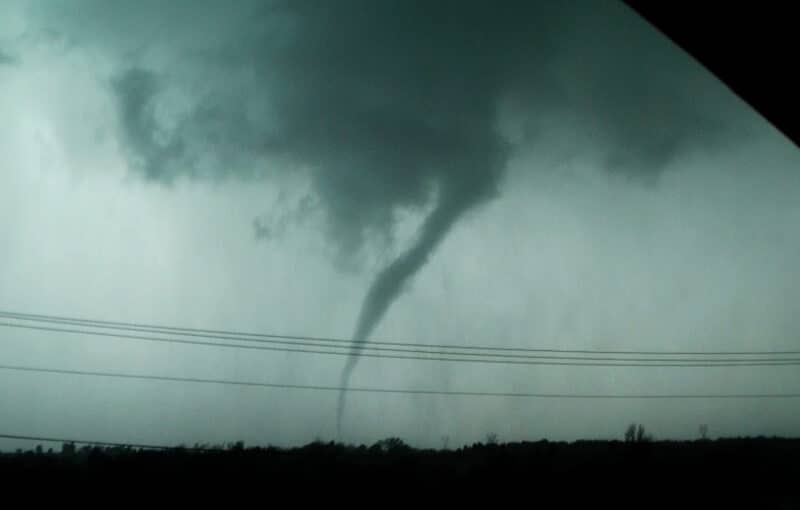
[338,153,506,430]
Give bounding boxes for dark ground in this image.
[2,437,799,506]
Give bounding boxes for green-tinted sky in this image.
[0,0,798,449]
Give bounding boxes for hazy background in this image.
[1,0,799,450]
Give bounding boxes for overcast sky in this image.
[1,0,799,450]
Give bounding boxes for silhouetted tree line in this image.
[1,432,798,506]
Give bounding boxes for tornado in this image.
[336,165,504,435]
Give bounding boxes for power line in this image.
[6,320,645,361]
[3,317,796,362]
[2,309,797,356]
[1,363,799,398]
[0,433,216,452]
[3,321,800,367]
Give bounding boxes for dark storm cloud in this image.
[101,0,737,255]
